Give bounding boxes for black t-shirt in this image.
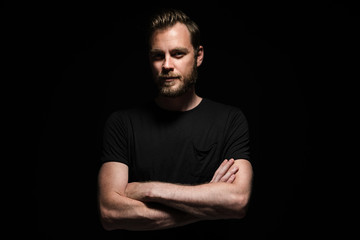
[101,98,250,184]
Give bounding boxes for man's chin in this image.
[158,83,196,98]
[159,88,183,98]
[156,77,196,97]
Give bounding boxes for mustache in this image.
[158,73,182,79]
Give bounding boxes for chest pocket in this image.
[191,142,218,179]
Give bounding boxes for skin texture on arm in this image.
[98,162,201,231]
[125,159,253,220]
[98,159,250,231]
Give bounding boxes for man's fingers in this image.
[217,158,234,177]
[210,159,228,182]
[213,159,233,182]
[226,174,236,183]
[214,159,228,175]
[220,166,238,182]
[211,158,235,183]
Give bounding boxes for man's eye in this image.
[172,52,185,58]
[151,54,164,60]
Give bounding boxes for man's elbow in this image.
[99,205,123,231]
[230,193,250,219]
[99,207,115,231]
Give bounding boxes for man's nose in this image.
[162,55,174,71]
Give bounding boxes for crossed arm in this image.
[98,158,253,231]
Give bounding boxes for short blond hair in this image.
[148,8,201,51]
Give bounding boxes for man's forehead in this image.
[150,23,192,50]
[152,22,190,37]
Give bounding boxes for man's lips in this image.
[159,76,180,81]
[165,77,178,81]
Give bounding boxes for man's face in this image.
[149,22,203,97]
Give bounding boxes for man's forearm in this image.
[152,181,246,219]
[126,181,247,219]
[124,159,252,221]
[99,192,201,231]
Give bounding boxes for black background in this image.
[34,1,358,239]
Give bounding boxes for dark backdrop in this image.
[36,2,357,239]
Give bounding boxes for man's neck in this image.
[155,90,203,112]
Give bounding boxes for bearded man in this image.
[97,8,253,236]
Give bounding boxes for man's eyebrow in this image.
[149,47,190,54]
[171,47,190,53]
[149,49,163,54]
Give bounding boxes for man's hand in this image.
[126,158,238,201]
[122,158,251,221]
[125,181,152,201]
[210,158,238,183]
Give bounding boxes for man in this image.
[98,9,253,232]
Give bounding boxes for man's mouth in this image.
[164,77,178,81]
[159,76,180,81]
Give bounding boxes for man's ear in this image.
[196,46,204,67]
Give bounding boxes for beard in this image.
[155,63,198,98]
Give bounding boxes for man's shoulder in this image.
[203,98,244,115]
[111,101,154,116]
[106,101,154,123]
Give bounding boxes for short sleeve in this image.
[101,111,129,165]
[223,109,250,161]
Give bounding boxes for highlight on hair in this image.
[148,8,201,51]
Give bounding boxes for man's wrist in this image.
[144,182,171,203]
[142,182,159,201]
